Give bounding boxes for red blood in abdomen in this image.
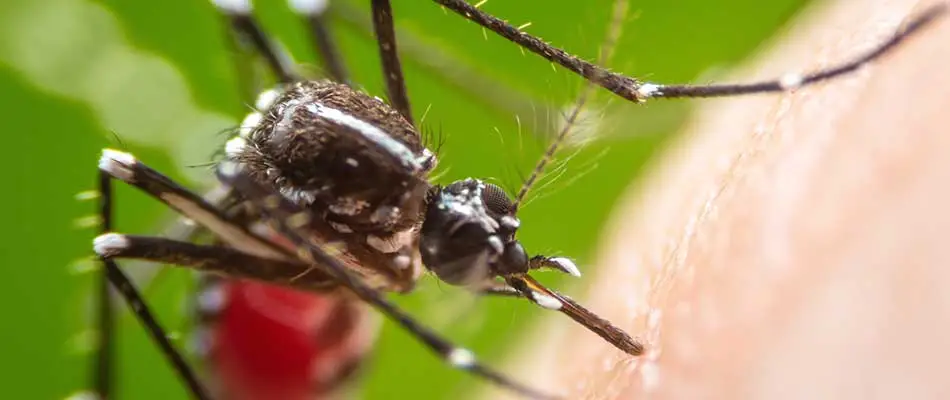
[208,280,371,400]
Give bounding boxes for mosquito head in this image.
[419,178,529,285]
[228,80,436,234]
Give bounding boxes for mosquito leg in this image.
[97,148,407,288]
[210,0,300,83]
[479,280,522,297]
[215,161,559,400]
[654,3,949,98]
[98,149,287,260]
[93,234,338,292]
[95,169,212,400]
[95,148,359,399]
[93,174,114,400]
[434,0,947,103]
[506,0,626,213]
[371,0,414,125]
[333,1,550,130]
[104,186,234,309]
[289,0,351,84]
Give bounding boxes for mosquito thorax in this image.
[419,179,529,285]
[226,80,436,235]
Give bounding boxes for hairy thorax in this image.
[233,81,435,236]
[223,80,437,291]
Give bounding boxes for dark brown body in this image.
[228,80,437,293]
[235,81,434,235]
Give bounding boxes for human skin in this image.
[498,0,950,398]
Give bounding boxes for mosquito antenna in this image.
[435,0,947,103]
[520,147,584,208]
[510,0,629,213]
[526,147,609,208]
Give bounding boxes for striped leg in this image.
[289,0,351,84]
[370,0,414,125]
[434,0,947,103]
[93,166,212,400]
[211,0,300,83]
[215,161,559,400]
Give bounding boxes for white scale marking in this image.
[307,103,425,171]
[279,186,317,205]
[288,0,329,15]
[64,391,101,400]
[442,180,499,234]
[328,221,353,233]
[499,215,520,230]
[210,0,251,14]
[448,348,475,368]
[393,254,411,270]
[487,236,503,254]
[548,257,582,277]
[196,283,228,314]
[531,291,564,310]
[636,83,661,99]
[367,230,413,254]
[225,136,246,157]
[239,112,263,138]
[93,233,129,256]
[99,149,137,182]
[779,73,804,90]
[254,88,281,110]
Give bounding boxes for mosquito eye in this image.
[420,181,503,286]
[497,241,528,275]
[481,183,512,216]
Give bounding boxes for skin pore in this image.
[499,0,950,398]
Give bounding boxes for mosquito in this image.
[81,0,946,399]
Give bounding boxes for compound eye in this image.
[420,182,498,286]
[497,241,529,275]
[482,183,513,216]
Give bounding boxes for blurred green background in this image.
[0,0,810,398]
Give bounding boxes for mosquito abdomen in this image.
[196,278,376,399]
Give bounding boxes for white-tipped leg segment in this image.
[635,83,661,100]
[99,149,137,182]
[288,0,329,15]
[93,233,130,258]
[447,348,476,368]
[530,291,564,310]
[779,72,804,90]
[209,0,251,14]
